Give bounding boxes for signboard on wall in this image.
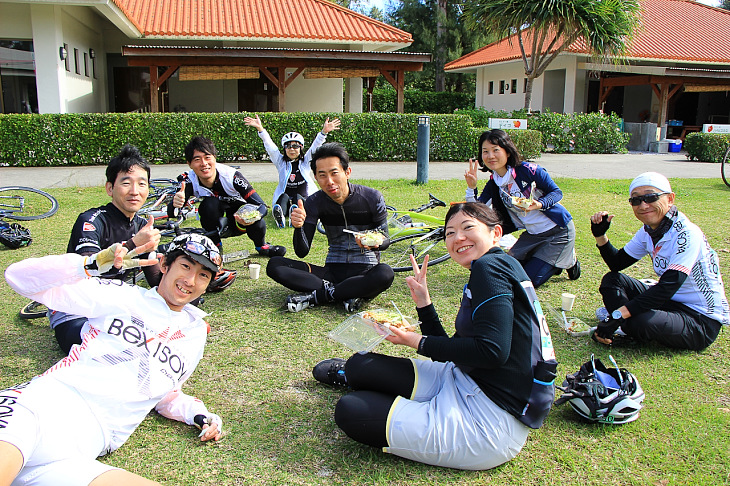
[703,124,730,134]
[488,118,528,130]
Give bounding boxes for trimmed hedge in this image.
[367,89,474,114]
[683,132,730,163]
[0,113,541,166]
[526,111,630,154]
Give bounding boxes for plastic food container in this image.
[328,310,420,353]
[545,303,595,337]
[235,204,261,224]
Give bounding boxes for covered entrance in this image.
[593,69,730,138]
[120,46,431,114]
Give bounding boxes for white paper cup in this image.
[249,263,261,280]
[561,292,576,312]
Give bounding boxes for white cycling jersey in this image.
[623,210,730,325]
[4,253,213,455]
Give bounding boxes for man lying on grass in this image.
[1,233,223,486]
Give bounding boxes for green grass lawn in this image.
[1,177,728,485]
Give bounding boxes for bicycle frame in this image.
[388,210,444,239]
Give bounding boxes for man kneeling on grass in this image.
[1,233,223,486]
[590,172,729,349]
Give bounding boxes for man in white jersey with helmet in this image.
[590,172,728,349]
[1,233,223,485]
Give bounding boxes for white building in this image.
[445,0,730,133]
[0,0,428,114]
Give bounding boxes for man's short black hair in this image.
[185,136,217,163]
[106,145,150,185]
[310,142,349,173]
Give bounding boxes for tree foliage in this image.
[462,0,642,110]
[388,0,495,92]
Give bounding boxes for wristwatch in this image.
[611,309,623,320]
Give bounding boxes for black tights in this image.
[275,193,306,217]
[266,258,394,301]
[198,197,266,247]
[599,272,721,350]
[334,353,415,448]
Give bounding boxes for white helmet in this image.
[281,132,305,147]
[555,355,645,425]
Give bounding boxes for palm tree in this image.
[463,0,642,110]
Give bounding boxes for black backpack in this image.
[517,282,558,429]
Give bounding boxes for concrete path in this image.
[0,151,720,189]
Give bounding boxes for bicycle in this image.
[0,186,59,221]
[721,144,730,189]
[378,193,451,272]
[138,178,198,224]
[0,186,59,249]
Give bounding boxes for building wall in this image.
[0,3,32,37]
[168,76,236,113]
[286,73,343,113]
[1,2,381,114]
[473,56,586,114]
[60,6,107,113]
[1,3,108,113]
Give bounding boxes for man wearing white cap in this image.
[589,172,728,349]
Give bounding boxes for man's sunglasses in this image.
[171,239,222,267]
[628,192,669,206]
[284,142,302,150]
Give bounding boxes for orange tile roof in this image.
[446,0,730,70]
[111,0,412,44]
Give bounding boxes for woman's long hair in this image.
[476,129,522,173]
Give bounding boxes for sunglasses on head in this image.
[172,239,222,267]
[284,142,301,150]
[628,192,669,206]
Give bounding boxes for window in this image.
[488,81,494,95]
[73,48,80,74]
[63,43,69,72]
[524,78,528,93]
[84,52,89,77]
[499,80,505,94]
[511,79,517,94]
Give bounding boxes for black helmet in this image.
[0,223,32,249]
[555,355,644,425]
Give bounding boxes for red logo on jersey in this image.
[82,222,96,232]
[289,174,296,182]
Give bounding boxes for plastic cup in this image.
[249,263,261,280]
[561,293,576,312]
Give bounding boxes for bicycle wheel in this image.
[379,228,451,272]
[19,300,48,319]
[722,145,730,189]
[0,186,59,221]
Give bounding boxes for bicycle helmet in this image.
[0,222,32,249]
[555,354,644,425]
[207,268,237,293]
[281,132,305,147]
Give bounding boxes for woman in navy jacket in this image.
[465,129,580,287]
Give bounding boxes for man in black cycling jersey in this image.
[266,143,394,313]
[169,136,286,258]
[50,145,163,354]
